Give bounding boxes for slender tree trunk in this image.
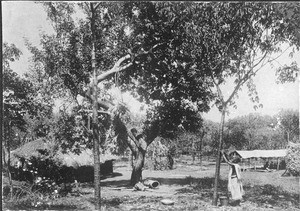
[199,138,203,167]
[199,131,205,166]
[192,139,195,164]
[91,3,101,209]
[6,121,13,199]
[130,151,134,168]
[8,149,13,199]
[212,108,226,205]
[92,52,101,209]
[130,149,146,185]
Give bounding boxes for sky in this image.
[2,2,299,122]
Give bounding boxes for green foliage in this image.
[223,113,292,150]
[171,120,219,156]
[35,2,212,144]
[173,132,199,155]
[145,137,172,170]
[224,114,276,149]
[277,109,299,142]
[31,3,300,190]
[3,43,31,127]
[55,109,93,153]
[272,3,300,49]
[286,142,300,176]
[2,43,54,150]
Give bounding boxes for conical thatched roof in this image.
[10,139,118,167]
[11,139,54,159]
[10,139,55,166]
[56,149,117,167]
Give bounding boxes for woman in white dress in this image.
[221,150,244,206]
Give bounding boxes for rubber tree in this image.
[2,43,35,199]
[34,3,134,209]
[3,44,22,199]
[115,2,214,185]
[35,2,214,188]
[177,2,300,205]
[32,4,300,203]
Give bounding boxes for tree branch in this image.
[224,79,243,106]
[93,3,101,11]
[267,46,290,64]
[225,50,279,107]
[209,72,225,105]
[126,137,138,155]
[127,129,141,148]
[92,42,164,87]
[95,54,132,84]
[78,89,113,110]
[252,50,268,70]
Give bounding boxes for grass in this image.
[3,157,300,210]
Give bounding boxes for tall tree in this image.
[35,2,214,189]
[90,4,101,208]
[2,43,36,198]
[33,4,299,207]
[224,113,279,150]
[277,109,299,144]
[171,2,300,205]
[113,2,214,184]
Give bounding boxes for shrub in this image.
[145,137,174,170]
[145,156,172,170]
[286,142,300,176]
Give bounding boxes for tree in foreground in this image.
[171,2,299,205]
[29,2,300,207]
[31,2,213,209]
[2,42,55,198]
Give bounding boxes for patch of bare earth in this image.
[95,160,299,210]
[3,159,299,210]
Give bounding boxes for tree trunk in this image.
[91,3,101,210]
[130,149,146,185]
[199,131,205,166]
[167,152,174,170]
[192,139,195,164]
[5,121,13,199]
[130,151,134,168]
[199,139,203,167]
[212,108,226,205]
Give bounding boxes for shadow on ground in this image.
[101,175,226,192]
[101,179,132,188]
[102,172,123,180]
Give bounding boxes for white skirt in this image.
[228,177,244,200]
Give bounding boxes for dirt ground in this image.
[97,159,300,210]
[3,158,300,210]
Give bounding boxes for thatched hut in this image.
[10,139,118,182]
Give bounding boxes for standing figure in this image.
[221,150,244,206]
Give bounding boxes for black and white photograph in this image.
[2,2,300,210]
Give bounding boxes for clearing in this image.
[3,157,300,210]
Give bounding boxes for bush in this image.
[286,142,300,176]
[145,156,173,170]
[145,137,174,170]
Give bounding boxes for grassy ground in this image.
[3,156,300,210]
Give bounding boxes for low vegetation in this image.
[286,142,300,176]
[3,158,299,210]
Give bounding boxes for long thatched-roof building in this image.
[229,149,287,171]
[230,150,287,159]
